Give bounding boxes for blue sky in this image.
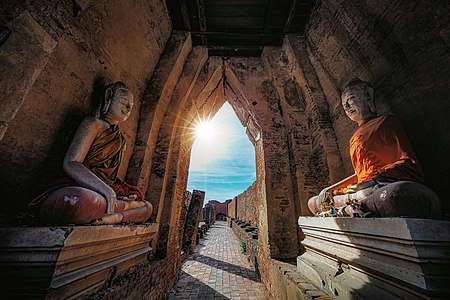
[187,102,256,202]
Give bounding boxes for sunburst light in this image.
[193,118,216,141]
[190,114,231,170]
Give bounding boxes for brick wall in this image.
[235,182,258,227]
[84,258,182,300]
[206,200,230,220]
[228,196,237,220]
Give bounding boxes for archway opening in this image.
[187,101,256,204]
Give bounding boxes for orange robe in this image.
[350,115,424,183]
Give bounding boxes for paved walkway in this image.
[168,221,268,300]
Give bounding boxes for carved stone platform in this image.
[297,217,450,299]
[0,224,158,299]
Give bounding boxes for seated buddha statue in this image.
[29,82,152,225]
[308,78,441,218]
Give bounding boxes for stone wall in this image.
[0,2,194,299]
[182,190,205,253]
[0,0,171,215]
[205,199,230,220]
[304,0,450,216]
[202,202,214,224]
[235,182,258,227]
[262,43,345,217]
[228,196,237,220]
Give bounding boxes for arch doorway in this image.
[216,213,226,221]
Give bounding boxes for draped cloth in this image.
[82,124,125,186]
[82,125,143,200]
[350,115,424,184]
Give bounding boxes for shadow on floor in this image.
[189,254,260,282]
[167,271,230,300]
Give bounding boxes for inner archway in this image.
[168,57,302,263]
[187,101,256,202]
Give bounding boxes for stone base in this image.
[270,259,329,300]
[0,224,157,299]
[297,217,450,299]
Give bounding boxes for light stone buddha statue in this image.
[308,78,441,218]
[29,82,152,225]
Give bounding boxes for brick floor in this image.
[168,221,268,300]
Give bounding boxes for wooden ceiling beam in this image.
[191,31,284,39]
[284,0,297,33]
[205,0,269,5]
[196,0,207,31]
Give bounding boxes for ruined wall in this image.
[304,0,450,216]
[0,0,171,215]
[228,196,237,220]
[236,182,258,227]
[206,200,230,220]
[182,190,205,252]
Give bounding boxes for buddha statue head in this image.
[341,78,376,125]
[96,81,134,125]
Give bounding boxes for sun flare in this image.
[190,115,233,170]
[194,118,215,140]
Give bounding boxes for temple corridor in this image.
[168,221,268,300]
[2,1,450,298]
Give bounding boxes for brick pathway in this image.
[168,221,268,300]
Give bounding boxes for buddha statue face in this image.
[101,83,134,125]
[107,89,134,124]
[341,82,376,125]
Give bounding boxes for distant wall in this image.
[228,196,237,219]
[235,182,258,227]
[0,0,171,214]
[208,200,229,220]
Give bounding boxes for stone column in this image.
[0,11,57,141]
[182,190,205,253]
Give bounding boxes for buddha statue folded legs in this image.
[39,187,153,225]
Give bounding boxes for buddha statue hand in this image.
[117,194,138,201]
[104,188,117,214]
[317,189,334,213]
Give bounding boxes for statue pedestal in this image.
[297,217,450,299]
[0,224,157,299]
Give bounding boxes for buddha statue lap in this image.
[308,78,441,218]
[29,82,153,225]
